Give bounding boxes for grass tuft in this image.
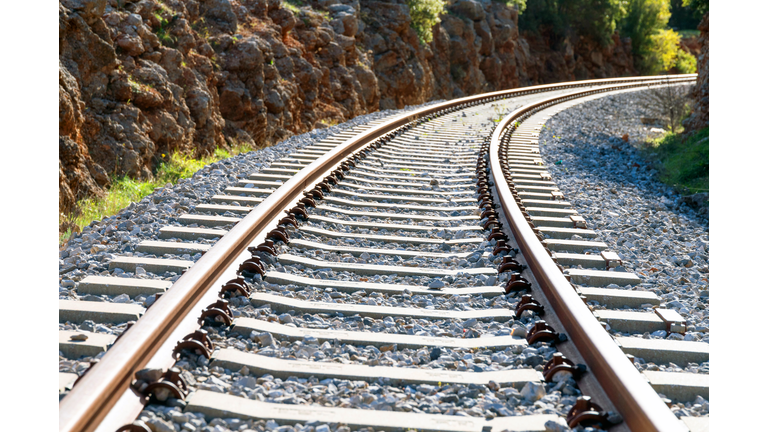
[643,127,708,194]
[59,144,254,246]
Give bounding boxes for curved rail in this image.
[59,74,696,432]
[488,80,695,431]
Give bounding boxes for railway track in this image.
[59,75,705,432]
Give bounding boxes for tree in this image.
[621,0,696,75]
[622,0,671,59]
[681,0,708,15]
[668,0,705,30]
[520,0,627,46]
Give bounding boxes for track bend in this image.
[488,81,705,432]
[59,76,699,432]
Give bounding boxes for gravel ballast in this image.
[59,87,710,429]
[538,89,709,418]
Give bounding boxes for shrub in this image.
[407,0,446,44]
[642,29,696,74]
[649,29,680,71]
[620,0,698,74]
[639,81,692,131]
[673,49,696,73]
[492,0,527,12]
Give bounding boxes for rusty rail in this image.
[59,74,696,432]
[488,80,695,431]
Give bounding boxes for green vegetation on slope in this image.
[518,0,700,74]
[643,127,709,194]
[407,0,447,44]
[59,144,252,245]
[621,0,696,74]
[519,0,628,46]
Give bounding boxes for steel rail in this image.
[489,79,695,431]
[59,74,695,432]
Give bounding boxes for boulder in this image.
[455,0,485,21]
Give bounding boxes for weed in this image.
[320,118,340,127]
[491,104,507,123]
[192,18,210,41]
[643,127,708,194]
[59,146,252,245]
[127,76,156,96]
[154,12,177,47]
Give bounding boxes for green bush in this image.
[642,29,696,74]
[620,0,698,74]
[407,0,446,44]
[674,48,696,73]
[492,0,527,12]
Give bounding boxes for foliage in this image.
[621,0,670,58]
[59,145,253,245]
[407,0,446,44]
[649,29,680,71]
[642,29,696,74]
[673,48,696,73]
[492,0,527,12]
[153,6,177,47]
[643,127,708,193]
[520,0,627,46]
[620,0,698,74]
[681,0,707,15]
[668,0,705,30]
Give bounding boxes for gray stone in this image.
[135,368,164,382]
[255,331,275,346]
[521,381,546,401]
[428,279,445,289]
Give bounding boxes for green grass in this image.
[59,144,253,246]
[677,29,701,38]
[643,127,709,194]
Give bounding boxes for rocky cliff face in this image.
[59,0,637,217]
[683,12,708,135]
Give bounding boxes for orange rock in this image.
[621,134,629,142]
